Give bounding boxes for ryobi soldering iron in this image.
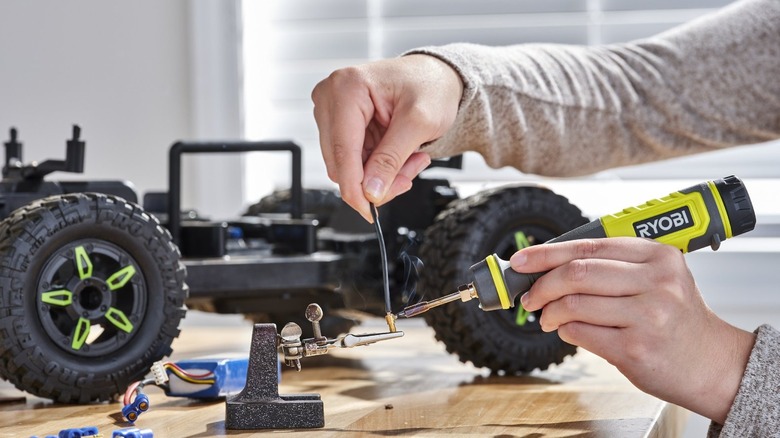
[395,175,755,318]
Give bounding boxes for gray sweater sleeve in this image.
[708,325,780,437]
[406,0,780,177]
[406,0,780,435]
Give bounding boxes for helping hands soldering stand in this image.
[226,303,403,429]
[225,323,323,430]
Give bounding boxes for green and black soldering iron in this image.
[395,175,755,318]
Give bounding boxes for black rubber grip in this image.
[715,175,756,237]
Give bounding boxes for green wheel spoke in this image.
[105,307,134,333]
[74,246,93,280]
[106,265,136,290]
[515,310,530,326]
[72,317,91,350]
[514,231,531,250]
[41,290,73,306]
[514,231,531,326]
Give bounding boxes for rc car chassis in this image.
[0,126,588,402]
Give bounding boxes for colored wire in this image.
[122,361,216,407]
[120,360,219,422]
[164,362,215,385]
[370,203,392,314]
[123,381,142,406]
[122,378,155,406]
[164,362,214,379]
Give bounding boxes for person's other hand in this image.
[312,55,463,222]
[511,238,756,424]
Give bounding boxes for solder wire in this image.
[370,203,392,314]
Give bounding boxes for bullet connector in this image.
[385,312,397,332]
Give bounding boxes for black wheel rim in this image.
[489,223,558,333]
[36,239,147,357]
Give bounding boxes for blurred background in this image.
[1,1,777,436]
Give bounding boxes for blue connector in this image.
[121,393,150,423]
[56,427,100,438]
[112,427,153,438]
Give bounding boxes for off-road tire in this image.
[0,193,187,402]
[420,185,589,374]
[245,189,342,227]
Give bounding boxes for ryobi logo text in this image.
[633,206,693,239]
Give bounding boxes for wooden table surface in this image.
[0,316,686,437]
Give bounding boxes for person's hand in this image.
[312,54,463,222]
[511,238,756,424]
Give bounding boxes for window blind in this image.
[241,0,776,203]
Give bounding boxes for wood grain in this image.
[0,317,686,437]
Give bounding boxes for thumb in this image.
[362,111,434,203]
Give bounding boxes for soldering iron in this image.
[396,175,755,317]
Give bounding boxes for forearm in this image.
[409,0,780,176]
[683,318,755,425]
[709,325,780,437]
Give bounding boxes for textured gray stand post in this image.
[225,323,324,429]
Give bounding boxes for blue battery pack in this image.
[165,356,249,399]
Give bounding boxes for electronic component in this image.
[121,393,149,423]
[111,427,153,438]
[30,426,100,438]
[121,356,249,424]
[165,357,248,399]
[149,361,168,386]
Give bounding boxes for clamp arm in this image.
[278,303,404,370]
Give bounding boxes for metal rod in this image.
[396,291,462,318]
[396,283,478,318]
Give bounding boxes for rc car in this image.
[0,126,588,402]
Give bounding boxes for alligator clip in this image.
[278,303,404,370]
